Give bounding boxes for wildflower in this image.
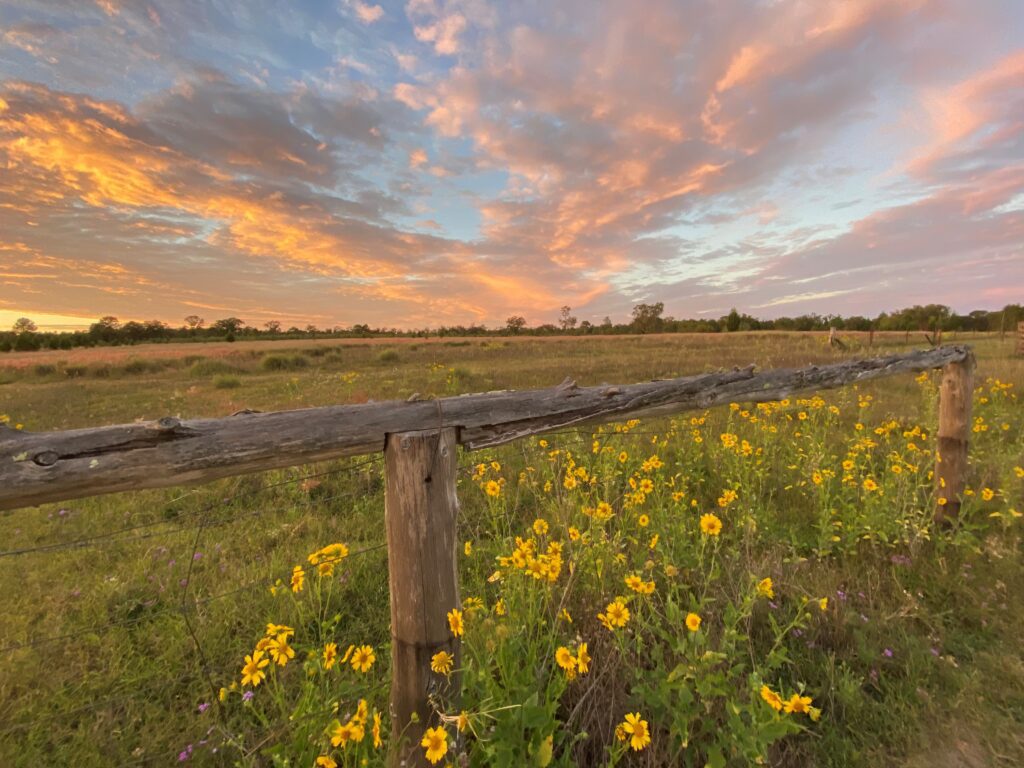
[620,713,651,751]
[331,720,364,747]
[637,513,650,528]
[568,526,581,541]
[981,488,995,501]
[555,646,577,675]
[560,608,572,623]
[421,726,448,764]
[533,518,549,535]
[783,694,814,715]
[595,501,613,519]
[495,598,506,616]
[218,687,227,702]
[464,541,472,556]
[265,622,294,637]
[316,757,337,768]
[685,612,702,632]
[577,642,590,674]
[242,690,254,702]
[700,513,723,536]
[618,451,628,463]
[373,711,383,748]
[484,480,501,497]
[350,645,375,672]
[1015,466,1024,478]
[863,478,878,492]
[760,685,783,711]
[323,642,338,670]
[598,600,630,630]
[639,478,654,494]
[717,489,738,507]
[269,633,295,666]
[819,597,828,611]
[240,650,269,687]
[456,711,469,733]
[289,565,305,593]
[447,609,464,637]
[431,650,454,676]
[757,577,774,599]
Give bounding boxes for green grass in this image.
[0,332,1021,766]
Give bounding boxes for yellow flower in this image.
[760,685,783,711]
[241,649,270,687]
[373,711,383,748]
[555,646,577,674]
[269,633,295,666]
[819,597,828,611]
[464,541,472,556]
[568,526,581,541]
[1015,466,1024,478]
[618,451,628,463]
[863,477,878,492]
[484,480,501,497]
[756,577,774,599]
[620,712,651,751]
[685,612,702,632]
[533,518,549,535]
[637,513,650,528]
[639,478,654,494]
[290,565,305,593]
[350,645,375,673]
[577,642,590,674]
[595,501,613,519]
[598,600,630,630]
[981,487,995,501]
[431,650,454,676]
[323,642,338,670]
[456,711,470,733]
[495,598,506,616]
[784,694,814,715]
[448,609,464,637]
[700,513,723,536]
[330,719,364,747]
[315,756,337,768]
[421,726,448,764]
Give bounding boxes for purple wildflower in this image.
[242,690,254,702]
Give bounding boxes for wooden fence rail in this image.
[0,345,975,765]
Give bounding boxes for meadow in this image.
[0,331,1021,767]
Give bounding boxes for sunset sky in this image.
[1,0,1021,331]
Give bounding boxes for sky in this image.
[0,0,1021,331]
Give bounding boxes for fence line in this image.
[1,345,976,767]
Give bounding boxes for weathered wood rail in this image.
[0,345,975,766]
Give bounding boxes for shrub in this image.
[261,354,309,371]
[190,359,237,377]
[33,364,57,377]
[64,366,87,378]
[377,349,400,363]
[213,375,242,389]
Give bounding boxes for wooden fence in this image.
[1018,321,1024,356]
[0,345,975,766]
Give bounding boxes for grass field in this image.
[1,332,1021,767]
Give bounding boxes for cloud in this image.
[352,1,384,24]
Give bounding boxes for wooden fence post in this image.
[1017,321,1024,356]
[934,352,975,524]
[384,427,460,767]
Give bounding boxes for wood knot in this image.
[555,376,578,396]
[602,386,621,397]
[407,392,423,402]
[33,450,59,467]
[155,417,180,431]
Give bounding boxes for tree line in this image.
[2,303,1020,352]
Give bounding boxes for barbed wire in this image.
[0,542,386,655]
[0,457,383,559]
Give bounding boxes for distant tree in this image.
[631,303,665,334]
[89,316,121,343]
[725,308,741,333]
[211,317,245,335]
[305,324,319,335]
[263,320,282,334]
[144,320,168,337]
[601,316,613,329]
[506,315,526,334]
[12,317,37,334]
[558,305,578,331]
[183,315,204,330]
